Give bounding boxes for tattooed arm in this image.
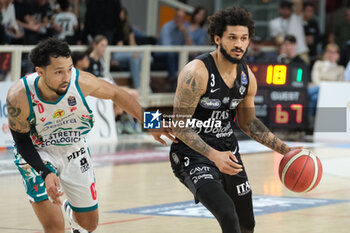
[236,68,291,155]
[173,60,242,175]
[7,81,63,205]
[6,81,31,133]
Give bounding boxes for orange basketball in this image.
[279,149,322,193]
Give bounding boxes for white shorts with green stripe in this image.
[14,139,98,212]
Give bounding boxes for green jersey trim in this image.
[22,76,34,122]
[69,203,98,212]
[34,75,72,105]
[75,68,92,113]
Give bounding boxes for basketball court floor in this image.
[1,134,350,233]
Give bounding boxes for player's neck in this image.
[213,51,238,75]
[37,77,60,102]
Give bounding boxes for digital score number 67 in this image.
[275,104,303,124]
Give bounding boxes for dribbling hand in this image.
[149,128,178,146]
[209,150,243,175]
[44,173,64,205]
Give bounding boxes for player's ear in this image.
[35,67,44,77]
[214,35,221,46]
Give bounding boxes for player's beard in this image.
[48,83,68,96]
[220,43,247,64]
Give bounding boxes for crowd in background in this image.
[1,0,350,132]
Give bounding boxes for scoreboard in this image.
[250,63,308,129]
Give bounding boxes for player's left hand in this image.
[149,128,178,146]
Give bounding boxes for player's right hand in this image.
[209,150,243,175]
[44,173,64,206]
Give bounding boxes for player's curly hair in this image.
[30,37,71,67]
[208,6,255,45]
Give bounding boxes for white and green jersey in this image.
[14,68,98,209]
[21,68,94,151]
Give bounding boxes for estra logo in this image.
[53,109,65,118]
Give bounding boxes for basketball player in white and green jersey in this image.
[6,38,175,233]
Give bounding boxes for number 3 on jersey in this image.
[210,74,215,87]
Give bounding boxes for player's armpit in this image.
[172,61,213,157]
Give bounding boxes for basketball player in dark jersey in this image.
[169,7,297,233]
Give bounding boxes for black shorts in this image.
[170,149,252,203]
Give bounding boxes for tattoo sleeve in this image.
[173,70,212,157]
[6,98,30,133]
[246,117,290,155]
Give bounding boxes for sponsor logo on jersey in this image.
[81,114,92,120]
[40,117,46,122]
[171,153,180,165]
[41,129,81,147]
[190,166,210,175]
[70,106,77,112]
[80,157,90,173]
[200,97,221,109]
[241,71,248,85]
[67,96,77,106]
[222,97,230,104]
[44,121,53,126]
[53,109,65,118]
[239,86,246,95]
[190,166,214,184]
[42,119,77,132]
[67,147,86,162]
[230,99,243,109]
[143,110,161,129]
[210,88,220,93]
[236,181,251,196]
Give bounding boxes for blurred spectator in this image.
[156,9,192,91]
[188,6,207,60]
[278,35,305,64]
[71,0,86,44]
[303,2,321,64]
[1,0,23,43]
[111,7,142,89]
[189,6,207,46]
[345,61,350,81]
[72,51,89,71]
[14,0,39,44]
[158,9,192,46]
[15,0,53,44]
[83,0,122,44]
[52,0,78,44]
[269,0,309,63]
[330,7,350,48]
[86,34,141,134]
[132,26,157,45]
[308,43,344,117]
[86,34,108,77]
[246,36,276,63]
[278,35,310,84]
[339,40,350,67]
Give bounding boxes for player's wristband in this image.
[40,168,52,181]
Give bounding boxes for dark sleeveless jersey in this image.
[171,53,250,155]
